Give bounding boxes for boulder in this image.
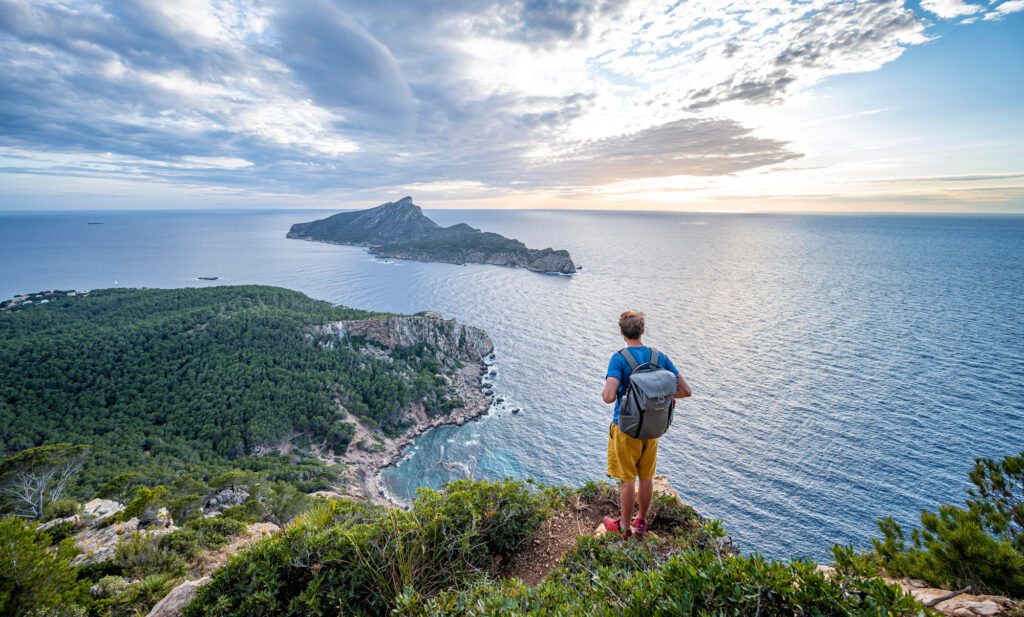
[83,498,124,521]
[145,577,210,617]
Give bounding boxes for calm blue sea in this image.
[2,209,1022,561]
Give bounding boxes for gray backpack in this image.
[617,347,677,440]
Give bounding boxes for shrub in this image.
[120,573,180,615]
[114,532,186,580]
[647,491,702,535]
[89,575,130,599]
[867,449,1024,597]
[43,498,79,522]
[114,486,167,524]
[24,605,87,617]
[412,479,563,557]
[160,517,248,559]
[0,517,85,617]
[183,479,560,617]
[41,519,77,546]
[167,494,204,524]
[400,543,923,616]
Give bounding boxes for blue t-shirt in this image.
[607,346,679,424]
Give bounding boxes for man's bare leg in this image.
[619,480,635,531]
[636,478,653,522]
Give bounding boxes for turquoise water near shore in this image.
[2,209,1022,560]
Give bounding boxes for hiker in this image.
[602,311,691,538]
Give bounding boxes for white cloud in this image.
[984,0,1024,19]
[921,0,983,18]
[0,0,1016,208]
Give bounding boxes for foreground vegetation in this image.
[6,456,1024,616]
[184,479,928,617]
[0,286,460,500]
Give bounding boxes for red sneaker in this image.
[603,516,632,538]
[631,518,648,538]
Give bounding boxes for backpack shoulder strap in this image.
[649,347,660,368]
[618,348,640,371]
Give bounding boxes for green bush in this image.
[89,575,130,599]
[0,517,85,617]
[114,486,167,524]
[119,573,180,615]
[183,479,560,617]
[113,532,186,580]
[160,517,248,559]
[41,519,78,546]
[400,542,923,616]
[43,498,79,521]
[411,479,564,557]
[868,449,1024,597]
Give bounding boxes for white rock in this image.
[145,577,210,617]
[82,498,124,521]
[966,601,1001,616]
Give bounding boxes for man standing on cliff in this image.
[602,311,691,538]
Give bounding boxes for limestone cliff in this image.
[313,313,494,363]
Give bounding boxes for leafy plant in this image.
[183,479,560,617]
[867,449,1024,597]
[0,517,85,617]
[113,532,186,580]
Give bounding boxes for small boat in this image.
[87,221,103,225]
[197,276,219,281]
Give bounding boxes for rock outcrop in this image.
[72,509,176,565]
[287,196,576,274]
[201,486,249,517]
[144,577,210,617]
[40,497,178,566]
[39,498,123,531]
[313,313,494,363]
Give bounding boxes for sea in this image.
[2,208,1022,561]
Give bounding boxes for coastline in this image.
[287,235,575,275]
[338,357,496,505]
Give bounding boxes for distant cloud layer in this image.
[0,0,1021,201]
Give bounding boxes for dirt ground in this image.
[494,493,616,586]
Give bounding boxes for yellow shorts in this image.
[607,422,658,482]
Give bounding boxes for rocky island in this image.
[286,196,576,274]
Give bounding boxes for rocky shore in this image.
[312,311,497,505]
[340,358,495,505]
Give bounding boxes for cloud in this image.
[0,0,1014,205]
[984,0,1024,19]
[920,0,983,18]
[532,118,803,185]
[270,0,414,127]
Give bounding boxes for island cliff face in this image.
[312,313,494,363]
[287,197,576,274]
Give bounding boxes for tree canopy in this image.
[0,286,460,497]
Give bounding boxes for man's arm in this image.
[602,377,620,404]
[675,374,692,398]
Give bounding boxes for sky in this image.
[0,0,1022,212]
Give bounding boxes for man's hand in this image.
[602,377,620,404]
[675,374,692,398]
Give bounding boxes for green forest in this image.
[0,286,460,498]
